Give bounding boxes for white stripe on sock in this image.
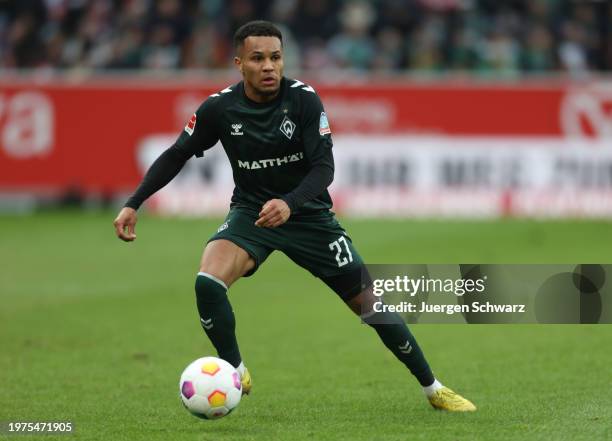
[360,309,377,320]
[197,272,228,290]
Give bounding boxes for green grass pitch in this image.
[1,211,611,441]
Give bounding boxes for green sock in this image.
[195,272,242,368]
[362,310,435,386]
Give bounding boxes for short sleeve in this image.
[174,97,220,158]
[300,92,334,168]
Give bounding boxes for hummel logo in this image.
[399,340,412,354]
[200,318,213,330]
[231,123,243,136]
[280,116,296,140]
[217,221,229,233]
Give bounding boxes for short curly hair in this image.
[233,21,283,51]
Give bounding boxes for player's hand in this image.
[113,207,138,242]
[255,199,290,228]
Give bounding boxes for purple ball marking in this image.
[181,381,195,399]
[232,372,241,389]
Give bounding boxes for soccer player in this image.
[113,21,475,412]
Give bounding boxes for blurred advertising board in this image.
[0,78,611,217]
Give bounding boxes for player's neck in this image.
[243,82,281,104]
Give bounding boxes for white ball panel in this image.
[187,394,210,415]
[225,387,242,409]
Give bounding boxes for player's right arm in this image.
[113,98,220,242]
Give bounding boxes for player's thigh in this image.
[204,208,277,283]
[282,213,364,279]
[199,239,255,288]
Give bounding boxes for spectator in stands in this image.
[407,14,444,72]
[327,1,376,71]
[520,23,555,72]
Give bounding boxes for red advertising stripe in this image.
[0,78,601,193]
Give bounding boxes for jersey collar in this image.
[239,77,286,108]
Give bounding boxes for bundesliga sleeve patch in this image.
[184,113,196,136]
[319,112,331,136]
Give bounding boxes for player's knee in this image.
[346,289,379,316]
[346,296,362,315]
[321,266,373,314]
[200,240,254,285]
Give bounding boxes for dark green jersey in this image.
[174,77,334,215]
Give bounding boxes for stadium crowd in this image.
[1,0,610,75]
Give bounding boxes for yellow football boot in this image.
[240,367,252,395]
[428,387,476,412]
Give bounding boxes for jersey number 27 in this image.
[329,236,354,267]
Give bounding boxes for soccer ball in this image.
[179,356,242,419]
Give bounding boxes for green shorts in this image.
[208,207,364,278]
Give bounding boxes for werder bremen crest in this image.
[279,115,296,140]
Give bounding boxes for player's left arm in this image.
[255,91,334,228]
[281,90,334,211]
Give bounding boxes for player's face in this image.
[235,36,283,102]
